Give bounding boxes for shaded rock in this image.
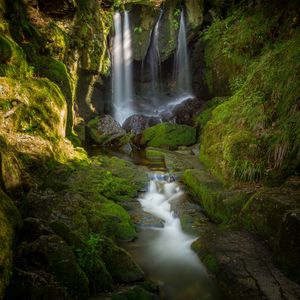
[20,234,89,299]
[241,187,300,283]
[123,114,161,134]
[37,0,76,19]
[7,268,71,300]
[0,189,22,299]
[101,238,144,284]
[192,229,300,300]
[87,115,126,145]
[140,123,196,148]
[111,285,159,300]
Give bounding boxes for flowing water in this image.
[147,10,163,103]
[174,9,194,103]
[125,171,220,300]
[112,11,135,124]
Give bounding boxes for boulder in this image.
[140,123,196,148]
[160,98,204,125]
[87,115,126,145]
[122,114,161,134]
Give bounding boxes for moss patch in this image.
[141,123,196,148]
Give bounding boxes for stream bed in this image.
[124,171,221,300]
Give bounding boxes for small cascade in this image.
[112,11,135,124]
[174,9,194,102]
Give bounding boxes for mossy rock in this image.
[140,123,196,148]
[0,34,29,77]
[0,189,22,299]
[183,169,252,223]
[101,237,144,284]
[21,234,89,299]
[84,200,137,241]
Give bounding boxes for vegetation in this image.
[198,1,300,183]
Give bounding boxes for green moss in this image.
[183,169,251,224]
[203,254,219,273]
[141,123,196,148]
[0,77,66,139]
[85,200,137,241]
[0,34,31,78]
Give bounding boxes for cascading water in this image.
[148,10,163,103]
[112,11,135,124]
[174,9,194,102]
[125,173,219,300]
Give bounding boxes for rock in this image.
[240,187,300,283]
[101,237,144,284]
[37,0,76,18]
[140,123,197,148]
[0,189,22,299]
[192,229,300,300]
[122,114,161,134]
[87,115,126,145]
[112,285,159,300]
[183,168,255,223]
[170,98,204,126]
[20,234,89,299]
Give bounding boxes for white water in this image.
[175,10,194,100]
[129,173,218,300]
[148,10,163,103]
[112,11,135,124]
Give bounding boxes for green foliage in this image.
[134,26,143,33]
[74,234,103,270]
[199,2,300,182]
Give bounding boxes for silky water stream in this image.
[124,170,221,300]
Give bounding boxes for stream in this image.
[88,148,222,299]
[125,171,220,300]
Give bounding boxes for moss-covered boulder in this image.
[0,189,21,299]
[101,238,144,284]
[87,115,127,145]
[20,234,89,298]
[140,123,196,148]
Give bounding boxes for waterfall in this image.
[175,9,194,101]
[112,11,134,124]
[148,10,163,103]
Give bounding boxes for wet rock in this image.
[192,229,300,300]
[87,115,126,145]
[163,98,204,126]
[123,114,161,134]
